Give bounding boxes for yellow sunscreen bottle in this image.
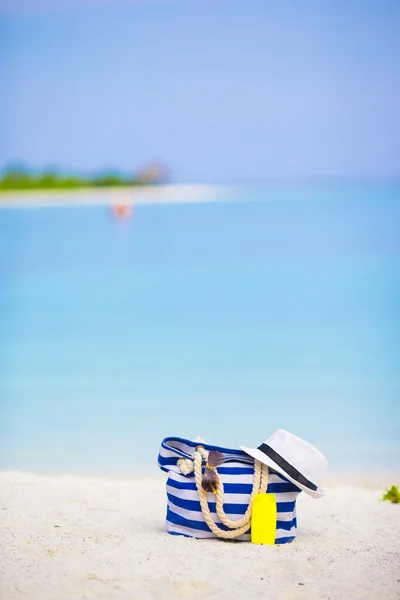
[251,493,277,545]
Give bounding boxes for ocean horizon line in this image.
[1,180,399,209]
[0,184,233,208]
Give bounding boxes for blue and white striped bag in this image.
[158,437,302,544]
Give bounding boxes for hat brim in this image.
[239,446,325,499]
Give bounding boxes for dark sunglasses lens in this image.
[207,450,224,467]
[202,469,218,492]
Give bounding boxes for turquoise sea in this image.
[0,184,399,476]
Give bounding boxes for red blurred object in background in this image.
[111,204,132,220]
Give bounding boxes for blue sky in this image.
[1,0,399,182]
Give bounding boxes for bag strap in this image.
[178,446,269,540]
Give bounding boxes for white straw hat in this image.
[240,429,328,499]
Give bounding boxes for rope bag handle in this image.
[177,446,269,539]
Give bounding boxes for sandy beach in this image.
[1,471,399,600]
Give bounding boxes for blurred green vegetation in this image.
[381,485,400,503]
[0,164,166,191]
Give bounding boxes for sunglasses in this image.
[202,450,224,494]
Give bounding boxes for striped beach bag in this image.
[158,437,301,544]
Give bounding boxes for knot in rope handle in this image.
[177,457,194,475]
[178,446,269,540]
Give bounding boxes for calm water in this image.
[0,184,399,475]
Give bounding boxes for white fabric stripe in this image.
[160,458,256,476]
[160,450,184,459]
[167,470,293,486]
[166,485,297,506]
[163,441,195,458]
[170,473,255,485]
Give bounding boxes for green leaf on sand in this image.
[381,485,400,503]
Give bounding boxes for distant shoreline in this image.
[1,180,399,209]
[0,184,231,208]
[0,468,398,487]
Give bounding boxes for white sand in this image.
[1,471,399,600]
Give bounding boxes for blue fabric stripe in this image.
[167,478,198,491]
[168,531,194,539]
[166,508,296,537]
[158,455,180,467]
[167,492,296,515]
[216,467,255,475]
[279,518,297,531]
[167,478,299,495]
[167,507,249,534]
[267,482,300,493]
[275,536,295,545]
[167,529,294,544]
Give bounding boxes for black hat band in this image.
[257,443,318,491]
